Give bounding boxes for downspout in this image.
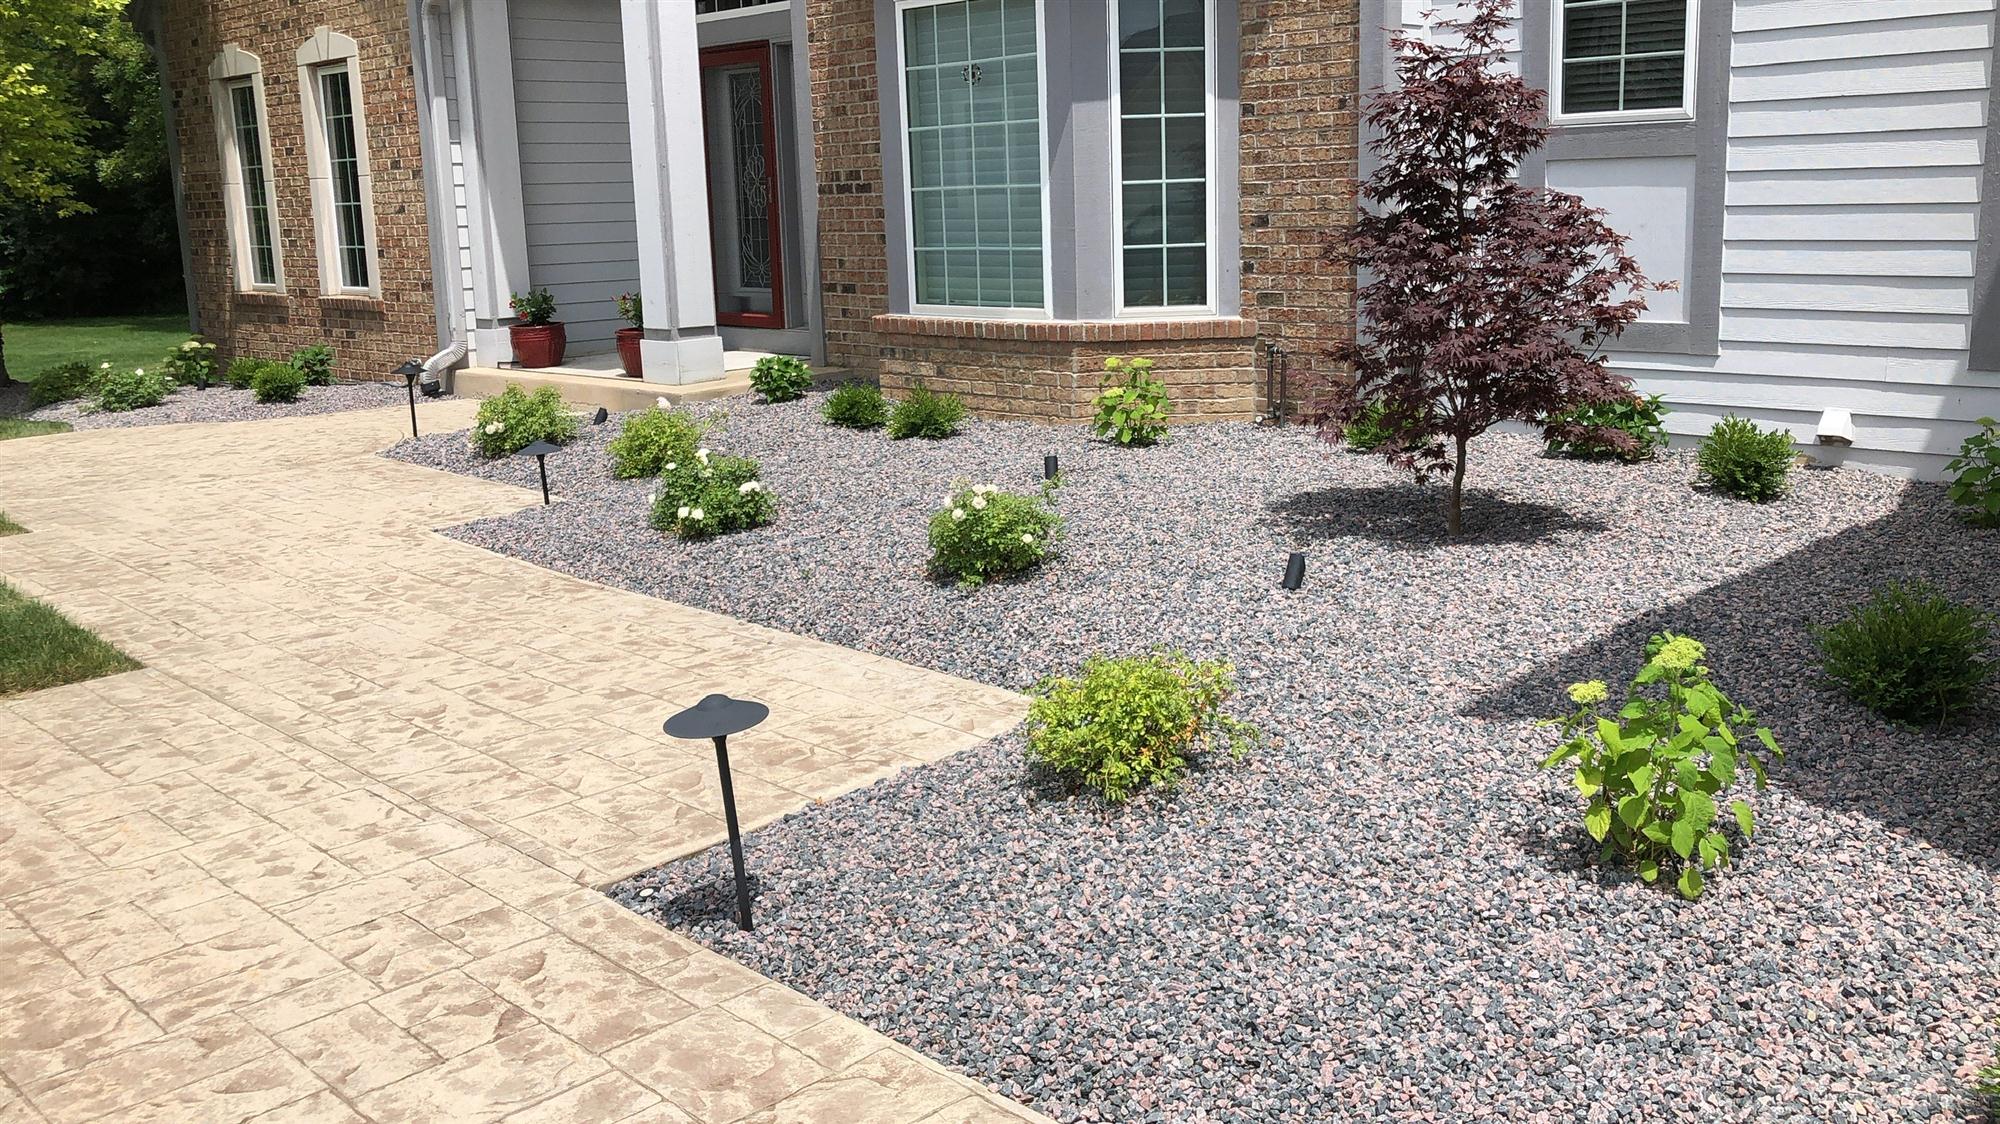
[409,0,464,368]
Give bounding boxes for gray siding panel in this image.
[508,0,638,353]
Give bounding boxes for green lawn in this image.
[0,579,141,697]
[0,512,21,536]
[0,419,72,441]
[6,313,191,381]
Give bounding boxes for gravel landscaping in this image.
[27,381,441,429]
[390,392,2000,1122]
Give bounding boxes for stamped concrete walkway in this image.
[0,402,1040,1123]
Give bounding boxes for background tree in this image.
[0,0,157,385]
[1323,0,1666,534]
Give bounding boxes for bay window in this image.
[1116,0,1211,310]
[898,0,1046,312]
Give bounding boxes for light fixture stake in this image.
[393,359,425,439]
[1282,551,1306,590]
[663,694,770,931]
[1044,453,1058,481]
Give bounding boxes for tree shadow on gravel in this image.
[1268,483,1606,548]
[1465,487,2000,873]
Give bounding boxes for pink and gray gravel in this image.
[389,392,2000,1123]
[29,381,442,429]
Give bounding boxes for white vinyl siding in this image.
[507,0,639,351]
[1604,0,2000,475]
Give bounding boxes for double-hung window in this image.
[1116,0,1211,311]
[209,47,281,291]
[297,29,380,296]
[899,0,1045,312]
[1554,0,1694,120]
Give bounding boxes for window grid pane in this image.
[228,81,277,287]
[904,0,1042,309]
[318,66,370,290]
[1560,0,1687,115]
[1118,0,1207,308]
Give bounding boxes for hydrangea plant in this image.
[1091,355,1170,446]
[1540,633,1782,900]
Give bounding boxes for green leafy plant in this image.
[161,338,219,387]
[470,385,578,457]
[616,292,643,328]
[647,446,775,540]
[1695,416,1796,502]
[927,482,1061,587]
[1945,417,2000,528]
[608,403,712,479]
[1976,1040,2000,1119]
[822,381,888,429]
[889,384,967,440]
[1024,650,1257,803]
[225,356,280,389]
[1091,355,1171,446]
[1343,399,1391,452]
[509,289,557,325]
[1814,582,1992,728]
[251,361,305,403]
[93,366,172,412]
[1540,633,1783,900]
[27,360,99,407]
[749,354,813,403]
[289,343,335,386]
[1544,393,1668,463]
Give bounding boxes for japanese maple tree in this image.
[1326,0,1667,534]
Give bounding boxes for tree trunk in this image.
[0,319,11,386]
[1447,434,1468,535]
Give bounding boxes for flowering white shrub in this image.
[470,385,578,457]
[927,482,1061,587]
[647,444,775,540]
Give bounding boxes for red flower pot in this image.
[509,322,566,369]
[615,327,643,378]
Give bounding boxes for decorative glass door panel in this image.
[701,44,786,329]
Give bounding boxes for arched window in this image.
[209,45,282,291]
[297,28,381,295]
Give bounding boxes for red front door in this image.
[699,43,787,330]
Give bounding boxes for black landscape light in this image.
[1282,551,1306,590]
[592,406,609,425]
[393,358,425,439]
[664,693,770,931]
[1044,453,1059,480]
[517,439,561,505]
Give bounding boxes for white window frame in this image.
[1549,0,1697,127]
[207,45,284,293]
[296,28,382,297]
[1109,0,1219,317]
[892,0,1054,320]
[694,0,792,23]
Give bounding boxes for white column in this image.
[452,0,530,364]
[621,0,726,383]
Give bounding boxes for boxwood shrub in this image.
[1695,416,1795,502]
[1815,581,1993,727]
[251,362,306,403]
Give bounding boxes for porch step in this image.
[451,366,757,413]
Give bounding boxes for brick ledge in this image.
[872,314,1257,343]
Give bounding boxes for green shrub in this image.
[1945,417,2000,528]
[608,403,712,478]
[1091,355,1171,446]
[471,385,578,457]
[1541,633,1783,900]
[749,354,813,403]
[1695,416,1796,502]
[1025,650,1257,803]
[927,482,1061,587]
[289,343,336,386]
[647,447,775,540]
[1544,393,1668,463]
[1344,400,1391,452]
[94,366,174,413]
[822,382,888,429]
[888,384,967,440]
[225,356,272,389]
[1814,582,1992,727]
[251,361,306,404]
[162,339,220,387]
[27,361,100,408]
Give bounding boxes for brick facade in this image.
[154,0,435,382]
[805,0,1358,423]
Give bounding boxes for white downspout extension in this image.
[420,339,468,396]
